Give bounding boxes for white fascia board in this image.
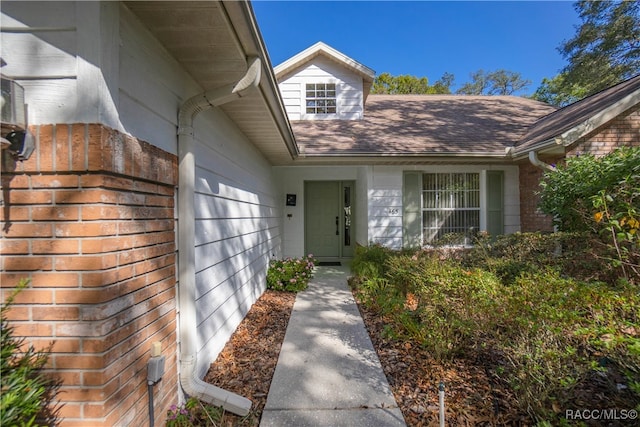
[274,41,375,82]
[555,88,640,148]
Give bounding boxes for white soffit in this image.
[126,0,297,165]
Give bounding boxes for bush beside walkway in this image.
[350,236,640,424]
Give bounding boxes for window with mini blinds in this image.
[306,83,336,114]
[422,173,480,244]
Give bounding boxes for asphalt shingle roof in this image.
[292,95,556,157]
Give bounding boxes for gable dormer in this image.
[274,42,375,121]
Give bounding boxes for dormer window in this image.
[306,83,336,114]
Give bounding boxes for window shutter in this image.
[403,171,422,248]
[486,171,504,236]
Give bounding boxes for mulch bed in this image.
[203,288,525,426]
[204,287,634,426]
[204,290,296,426]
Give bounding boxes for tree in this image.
[562,1,639,89]
[531,74,589,106]
[371,72,454,94]
[371,72,395,94]
[456,70,491,95]
[486,70,532,95]
[534,1,640,106]
[456,69,531,95]
[396,74,430,94]
[429,72,455,94]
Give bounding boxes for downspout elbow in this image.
[528,151,555,172]
[179,57,261,127]
[202,56,262,107]
[180,355,251,416]
[231,56,262,95]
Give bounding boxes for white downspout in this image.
[177,57,261,416]
[528,150,556,172]
[528,150,561,248]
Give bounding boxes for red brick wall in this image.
[519,104,640,232]
[519,160,555,233]
[1,124,178,426]
[567,104,640,157]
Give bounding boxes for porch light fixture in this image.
[1,77,35,161]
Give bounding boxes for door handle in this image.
[335,216,339,235]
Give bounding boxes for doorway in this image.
[304,181,355,259]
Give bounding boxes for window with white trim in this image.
[305,83,336,114]
[422,173,480,244]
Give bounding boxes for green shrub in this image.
[350,243,391,280]
[1,280,57,427]
[539,146,640,233]
[351,239,640,423]
[494,271,639,420]
[592,180,640,282]
[385,253,502,359]
[464,232,620,285]
[538,147,640,283]
[266,254,316,292]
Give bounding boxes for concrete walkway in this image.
[260,265,406,427]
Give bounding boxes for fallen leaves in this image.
[204,290,296,426]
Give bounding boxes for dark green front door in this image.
[304,181,355,258]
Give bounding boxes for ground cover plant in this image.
[349,240,640,424]
[266,254,317,292]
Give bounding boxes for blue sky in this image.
[252,1,582,95]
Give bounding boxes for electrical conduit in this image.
[177,56,261,416]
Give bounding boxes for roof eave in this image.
[222,1,299,161]
[294,151,512,164]
[555,87,640,148]
[127,0,299,164]
[511,140,565,161]
[514,85,640,158]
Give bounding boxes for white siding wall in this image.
[192,109,281,377]
[0,2,201,155]
[1,1,120,130]
[278,56,364,120]
[368,167,404,248]
[118,4,201,154]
